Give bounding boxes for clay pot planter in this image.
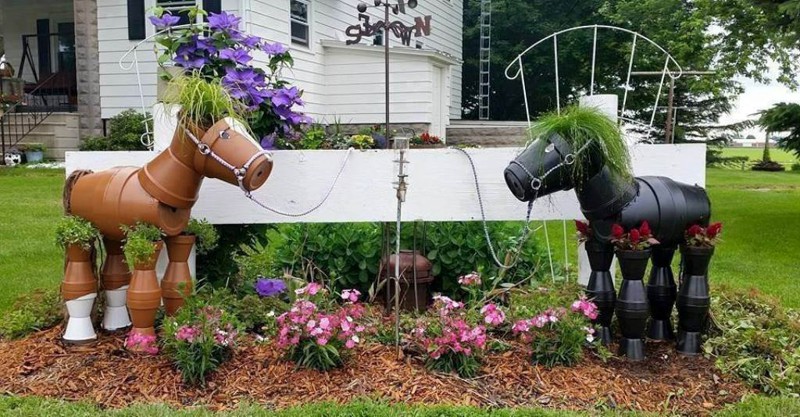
[676,245,714,355]
[647,246,677,340]
[382,250,434,312]
[162,234,196,316]
[583,239,616,346]
[127,240,164,340]
[614,248,651,361]
[62,244,99,343]
[101,238,132,331]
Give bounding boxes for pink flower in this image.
[295,282,323,296]
[457,272,482,286]
[175,325,201,343]
[125,332,159,355]
[571,296,599,320]
[341,289,361,303]
[480,303,506,326]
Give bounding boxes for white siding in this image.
[95,0,463,121]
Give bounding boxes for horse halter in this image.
[509,139,594,191]
[183,127,273,195]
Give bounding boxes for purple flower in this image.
[149,13,181,30]
[174,44,208,69]
[242,35,262,49]
[208,11,241,32]
[255,277,287,297]
[270,86,303,108]
[219,48,253,65]
[195,37,218,55]
[262,42,289,56]
[260,133,277,150]
[222,67,268,108]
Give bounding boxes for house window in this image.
[290,0,310,46]
[156,0,200,25]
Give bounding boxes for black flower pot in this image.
[614,249,651,361]
[584,239,616,346]
[676,245,714,355]
[647,246,677,340]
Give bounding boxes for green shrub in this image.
[705,287,800,396]
[186,218,219,255]
[122,222,163,268]
[54,215,100,251]
[791,162,800,171]
[0,288,63,340]
[80,109,152,151]
[235,294,288,333]
[161,292,241,386]
[199,224,273,290]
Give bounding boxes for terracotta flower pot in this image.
[676,245,714,355]
[101,238,132,331]
[584,239,616,346]
[614,248,651,361]
[62,243,98,343]
[127,240,164,337]
[162,234,195,316]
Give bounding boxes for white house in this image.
[0,0,463,159]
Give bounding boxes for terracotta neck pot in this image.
[127,240,163,336]
[162,234,195,316]
[138,125,205,210]
[101,238,131,290]
[62,243,98,301]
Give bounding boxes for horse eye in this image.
[220,130,231,139]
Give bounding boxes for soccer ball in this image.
[4,152,22,166]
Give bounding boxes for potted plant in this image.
[610,221,659,360]
[676,222,722,355]
[162,218,219,316]
[122,222,164,348]
[577,219,615,346]
[23,143,45,163]
[55,215,100,343]
[410,132,443,149]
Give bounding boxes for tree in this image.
[758,102,800,158]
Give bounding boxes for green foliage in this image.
[758,102,800,158]
[161,292,241,386]
[508,284,585,321]
[186,218,219,255]
[0,288,62,340]
[22,143,46,152]
[705,287,800,396]
[287,338,345,371]
[122,222,164,268]
[528,313,588,368]
[235,237,280,288]
[792,162,800,172]
[54,216,99,251]
[425,351,482,378]
[235,294,288,333]
[530,106,631,183]
[198,224,273,290]
[163,72,245,129]
[299,125,327,149]
[79,109,151,151]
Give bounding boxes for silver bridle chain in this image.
[184,128,353,218]
[452,146,536,269]
[510,140,594,191]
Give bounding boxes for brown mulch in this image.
[0,326,748,415]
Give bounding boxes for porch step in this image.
[446,121,530,147]
[3,112,80,161]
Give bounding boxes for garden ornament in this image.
[62,118,273,340]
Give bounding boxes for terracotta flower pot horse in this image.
[61,118,272,341]
[504,111,711,355]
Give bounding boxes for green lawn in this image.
[720,147,799,164]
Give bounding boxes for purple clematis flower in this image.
[262,42,289,56]
[260,133,277,150]
[255,277,287,297]
[208,11,241,32]
[219,48,253,65]
[149,13,181,30]
[270,86,303,108]
[195,37,218,55]
[241,35,262,49]
[173,43,208,69]
[222,67,268,108]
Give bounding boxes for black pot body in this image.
[676,246,713,355]
[647,246,677,340]
[584,239,615,346]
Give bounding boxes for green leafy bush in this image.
[0,288,63,340]
[235,294,288,333]
[161,293,241,386]
[199,224,273,290]
[791,162,800,171]
[80,109,152,151]
[705,287,800,396]
[122,222,163,268]
[186,218,219,255]
[54,215,100,250]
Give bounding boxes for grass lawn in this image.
[720,147,799,164]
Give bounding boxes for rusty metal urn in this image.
[162,234,195,316]
[382,250,434,312]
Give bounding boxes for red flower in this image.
[639,221,651,237]
[611,224,624,239]
[575,220,590,235]
[687,224,703,236]
[707,222,723,239]
[629,228,641,243]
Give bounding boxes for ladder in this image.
[478,0,492,120]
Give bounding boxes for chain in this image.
[452,147,536,269]
[184,128,353,218]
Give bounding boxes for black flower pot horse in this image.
[503,106,711,350]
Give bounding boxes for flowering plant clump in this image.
[254,276,287,298]
[575,220,591,243]
[610,221,659,251]
[161,297,241,386]
[512,297,599,368]
[348,134,375,150]
[124,332,159,355]
[411,132,442,145]
[684,222,723,248]
[408,295,488,377]
[277,283,367,371]
[150,7,308,146]
[458,272,482,287]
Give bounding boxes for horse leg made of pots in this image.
[584,239,616,346]
[127,241,164,341]
[162,235,195,316]
[101,238,132,331]
[62,244,99,343]
[676,246,714,355]
[615,249,651,361]
[647,246,677,340]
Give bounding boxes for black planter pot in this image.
[614,249,651,360]
[676,245,714,355]
[647,246,677,340]
[584,239,616,346]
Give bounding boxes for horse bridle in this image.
[509,139,593,191]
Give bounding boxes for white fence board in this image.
[65,144,705,224]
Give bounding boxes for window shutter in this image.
[127,0,146,40]
[203,0,222,14]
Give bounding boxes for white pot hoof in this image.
[102,305,131,331]
[105,285,128,307]
[63,317,97,342]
